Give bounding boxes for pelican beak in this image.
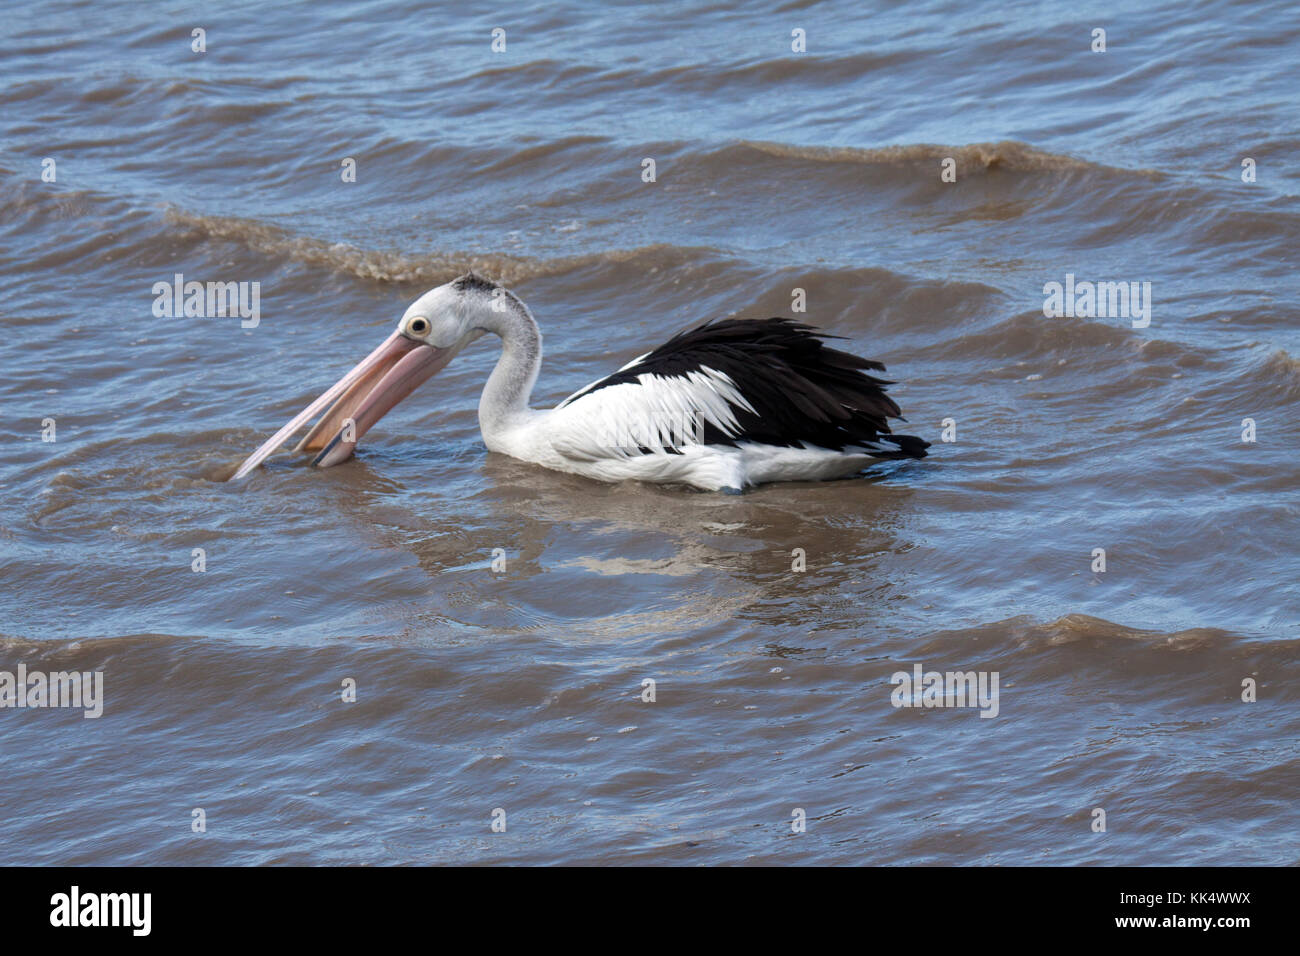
[230,330,452,480]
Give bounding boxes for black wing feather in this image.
[563,318,929,457]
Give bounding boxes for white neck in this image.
[471,299,542,445]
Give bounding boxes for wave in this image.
[163,207,713,284]
[1030,613,1233,649]
[910,612,1295,664]
[1250,348,1300,402]
[737,139,1161,177]
[161,207,1018,324]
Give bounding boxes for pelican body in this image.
[231,274,928,491]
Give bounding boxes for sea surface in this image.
[1,0,1297,865]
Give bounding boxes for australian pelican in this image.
[231,274,928,491]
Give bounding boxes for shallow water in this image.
[1,0,1298,865]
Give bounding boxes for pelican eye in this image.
[407,317,430,336]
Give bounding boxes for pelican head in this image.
[400,275,499,350]
[230,272,504,479]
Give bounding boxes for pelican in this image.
[230,274,929,491]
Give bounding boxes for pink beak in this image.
[230,330,452,480]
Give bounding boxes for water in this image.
[1,0,1297,865]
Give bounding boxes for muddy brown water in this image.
[1,0,1297,864]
